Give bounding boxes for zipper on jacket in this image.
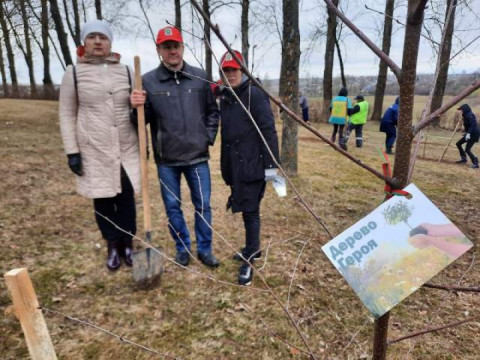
[174,71,179,85]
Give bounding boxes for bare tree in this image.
[40,0,54,96]
[324,0,432,358]
[63,0,81,46]
[334,32,345,88]
[175,0,181,28]
[241,0,249,67]
[0,0,19,96]
[322,0,338,121]
[17,0,37,96]
[279,0,300,175]
[371,0,395,122]
[0,37,8,96]
[49,0,73,66]
[202,0,212,80]
[429,0,457,127]
[95,0,102,19]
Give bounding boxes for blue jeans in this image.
[157,161,213,254]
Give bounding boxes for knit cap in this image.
[80,19,113,44]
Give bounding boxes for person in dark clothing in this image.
[380,97,400,154]
[299,91,310,123]
[456,104,479,168]
[130,26,221,268]
[218,50,281,286]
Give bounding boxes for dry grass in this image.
[1,98,479,360]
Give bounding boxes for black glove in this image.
[67,153,83,176]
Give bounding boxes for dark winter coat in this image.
[458,104,480,142]
[141,62,220,165]
[380,97,399,133]
[220,80,280,212]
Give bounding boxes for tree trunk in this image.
[429,0,457,127]
[202,0,212,81]
[241,0,249,67]
[322,0,338,121]
[41,0,54,97]
[49,0,73,66]
[393,0,428,188]
[0,38,8,96]
[374,3,428,358]
[334,34,346,88]
[279,0,300,175]
[18,0,37,97]
[95,0,102,20]
[0,1,19,96]
[72,0,81,44]
[175,0,181,28]
[371,0,395,122]
[63,0,81,46]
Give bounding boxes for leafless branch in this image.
[388,315,480,345]
[323,0,401,79]
[423,283,480,293]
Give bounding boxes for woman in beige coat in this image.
[59,20,140,271]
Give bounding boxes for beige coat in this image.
[59,56,141,199]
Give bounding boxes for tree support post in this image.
[372,311,390,360]
[4,268,57,360]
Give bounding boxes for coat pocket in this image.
[239,154,264,183]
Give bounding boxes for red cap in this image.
[156,26,183,45]
[220,50,244,70]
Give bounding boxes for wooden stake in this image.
[439,113,461,163]
[4,268,57,360]
[372,311,390,360]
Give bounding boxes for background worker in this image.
[329,87,352,150]
[299,91,310,124]
[455,104,479,169]
[380,97,399,154]
[346,95,369,148]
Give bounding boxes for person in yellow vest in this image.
[328,87,352,150]
[346,95,369,148]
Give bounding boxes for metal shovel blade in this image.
[132,233,163,289]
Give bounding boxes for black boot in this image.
[356,139,363,148]
[122,236,133,267]
[386,146,394,155]
[471,157,479,169]
[106,240,121,271]
[455,157,467,164]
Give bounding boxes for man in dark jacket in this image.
[456,104,479,169]
[380,97,399,154]
[131,26,220,267]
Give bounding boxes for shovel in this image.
[132,56,163,288]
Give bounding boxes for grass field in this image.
[1,98,479,360]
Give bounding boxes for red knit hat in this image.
[220,50,244,70]
[156,26,183,45]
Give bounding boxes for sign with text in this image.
[322,184,473,318]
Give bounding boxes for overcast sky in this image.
[12,0,480,85]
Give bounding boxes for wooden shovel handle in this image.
[134,56,152,232]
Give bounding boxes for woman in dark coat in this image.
[219,50,280,286]
[456,104,479,168]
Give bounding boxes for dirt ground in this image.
[1,98,479,360]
